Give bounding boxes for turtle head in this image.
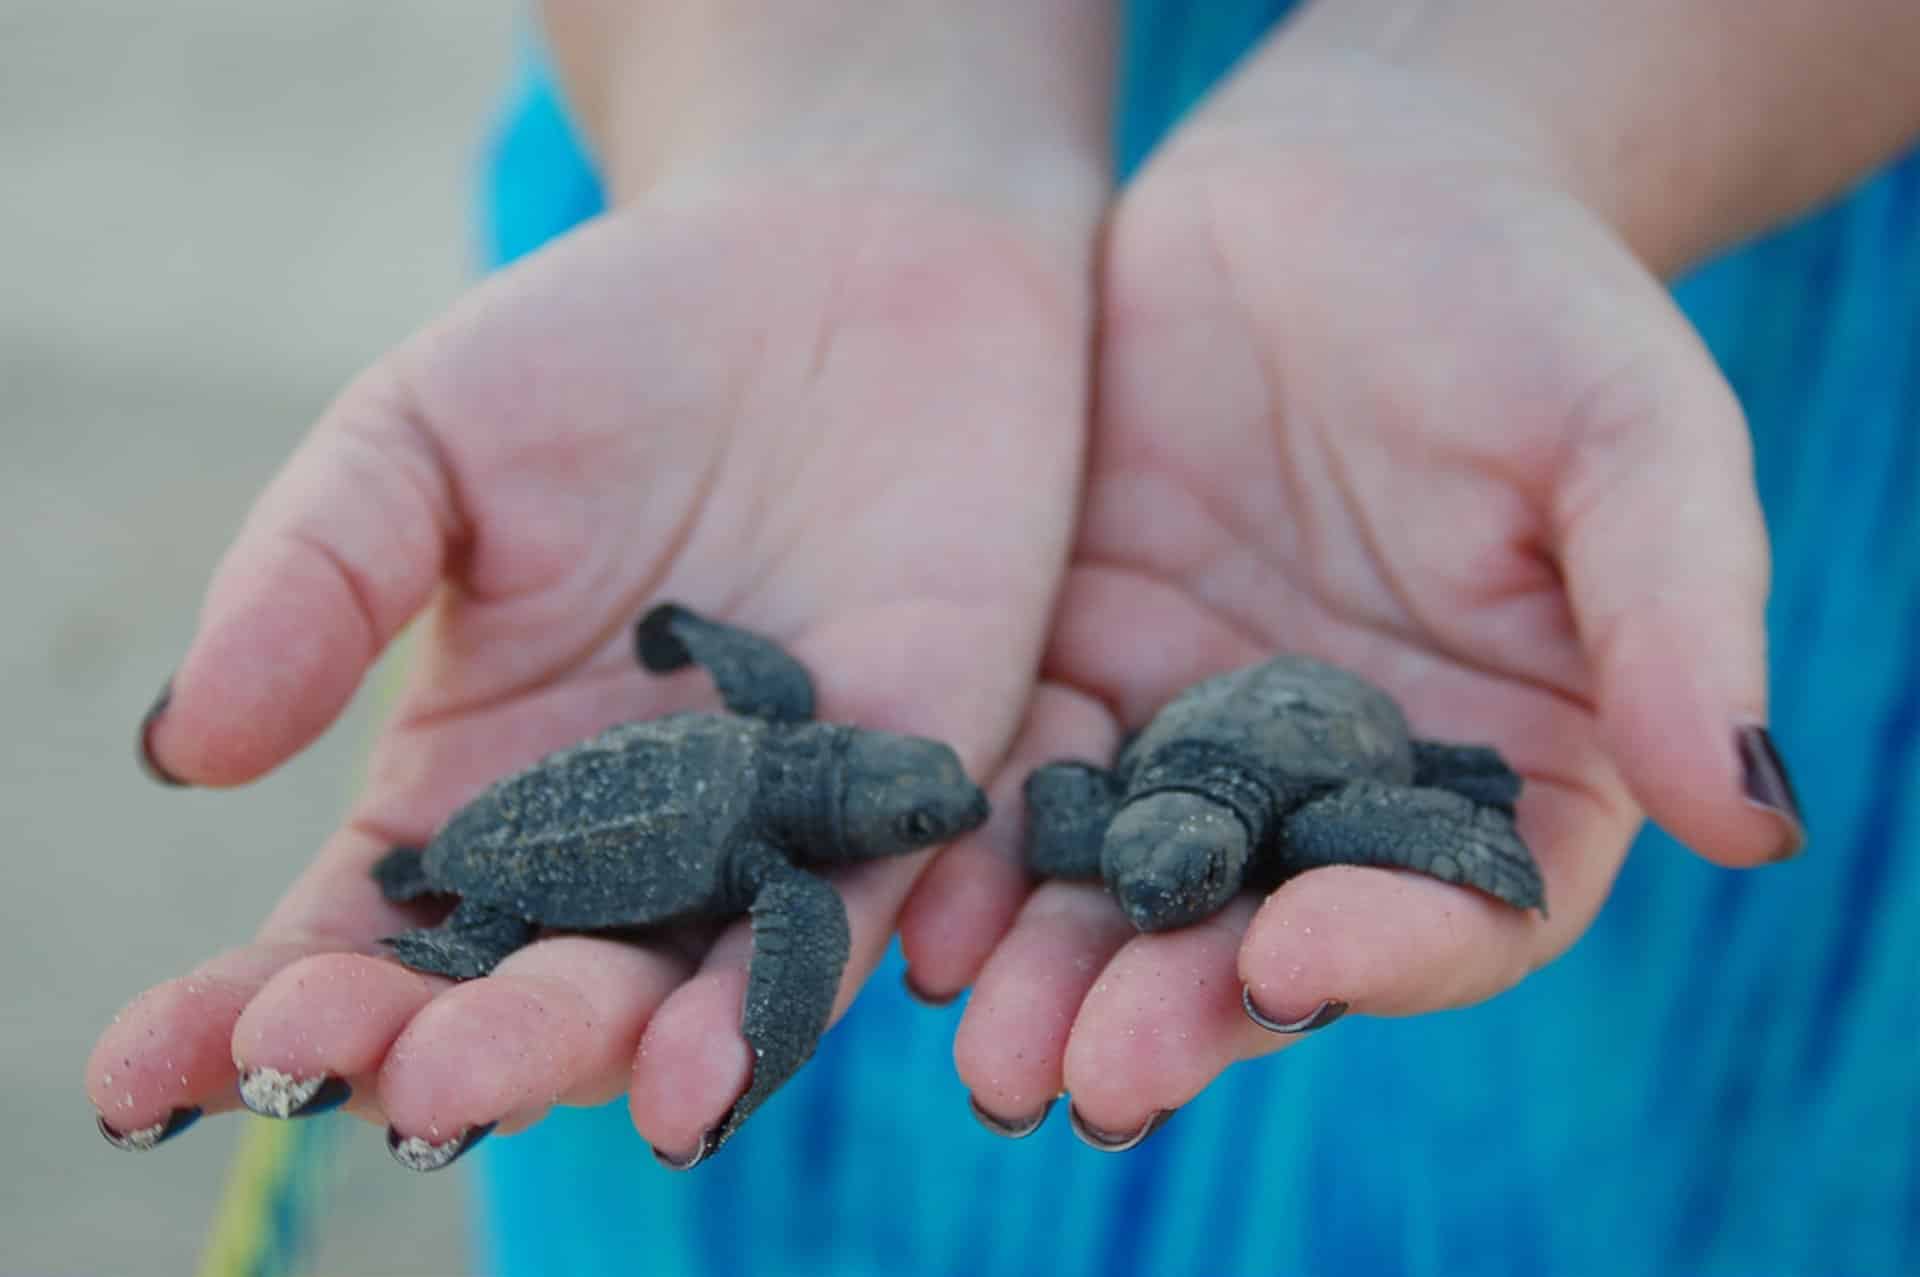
[1102,792,1251,932]
[828,731,990,861]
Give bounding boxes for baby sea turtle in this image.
[374,604,989,1165]
[1023,656,1546,933]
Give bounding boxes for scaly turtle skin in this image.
[1023,656,1546,932]
[374,604,989,1162]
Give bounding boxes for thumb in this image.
[141,363,458,787]
[1553,335,1803,866]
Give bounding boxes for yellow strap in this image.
[195,636,415,1277]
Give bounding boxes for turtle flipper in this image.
[1023,761,1123,879]
[372,846,435,903]
[706,843,850,1157]
[1278,782,1547,914]
[635,603,815,723]
[384,899,535,980]
[1411,740,1523,814]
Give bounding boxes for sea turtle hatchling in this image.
[374,603,989,1166]
[1023,655,1546,935]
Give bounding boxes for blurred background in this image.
[4,1,516,1271]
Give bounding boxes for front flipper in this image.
[372,846,435,903]
[1022,761,1123,879]
[1279,782,1547,914]
[635,603,815,723]
[709,844,850,1154]
[384,899,535,980]
[1411,740,1523,814]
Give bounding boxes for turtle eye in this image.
[902,810,938,841]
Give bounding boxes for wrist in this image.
[541,0,1112,245]
[1250,0,1920,276]
[1271,8,1724,275]
[1178,27,1680,273]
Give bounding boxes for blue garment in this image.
[472,6,1919,1273]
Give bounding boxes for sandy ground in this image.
[4,2,518,1271]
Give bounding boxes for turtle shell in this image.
[420,714,764,928]
[1123,656,1415,789]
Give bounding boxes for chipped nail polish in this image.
[968,1093,1053,1140]
[387,1122,494,1172]
[98,1106,201,1151]
[137,679,188,787]
[1736,724,1806,859]
[1067,1104,1170,1152]
[902,970,958,1008]
[652,1127,721,1172]
[237,1068,351,1120]
[1242,988,1349,1034]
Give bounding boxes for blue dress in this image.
[471,6,1920,1273]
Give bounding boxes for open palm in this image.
[913,95,1798,1141]
[89,187,1090,1164]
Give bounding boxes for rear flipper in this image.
[1022,761,1123,879]
[1279,782,1547,914]
[384,899,535,980]
[705,844,850,1159]
[635,603,816,724]
[1411,741,1523,814]
[373,846,436,903]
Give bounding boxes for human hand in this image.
[86,178,1095,1166]
[902,54,1803,1144]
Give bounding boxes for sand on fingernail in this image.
[238,1066,329,1119]
[390,1133,466,1172]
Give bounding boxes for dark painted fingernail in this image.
[387,1122,494,1172]
[969,1093,1054,1140]
[137,679,188,787]
[1067,1104,1170,1152]
[1736,724,1805,859]
[652,1127,721,1172]
[98,1106,201,1151]
[902,970,958,1008]
[1242,988,1349,1034]
[237,1068,351,1120]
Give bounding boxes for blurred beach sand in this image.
[3,2,515,1271]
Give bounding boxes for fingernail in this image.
[137,678,188,787]
[1242,988,1349,1034]
[1067,1104,1170,1152]
[969,1093,1054,1140]
[652,1127,721,1172]
[1736,724,1805,859]
[237,1068,351,1120]
[902,969,958,1008]
[387,1122,494,1172]
[98,1106,201,1151]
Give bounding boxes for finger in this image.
[488,937,696,1111]
[231,953,447,1128]
[896,682,1120,1003]
[226,818,691,1150]
[373,937,690,1157]
[88,940,347,1144]
[626,823,925,1162]
[625,928,757,1164]
[1552,316,1800,866]
[1058,896,1261,1138]
[1061,783,1623,1134]
[373,936,691,1148]
[89,826,429,1142]
[952,882,1137,1133]
[144,362,458,787]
